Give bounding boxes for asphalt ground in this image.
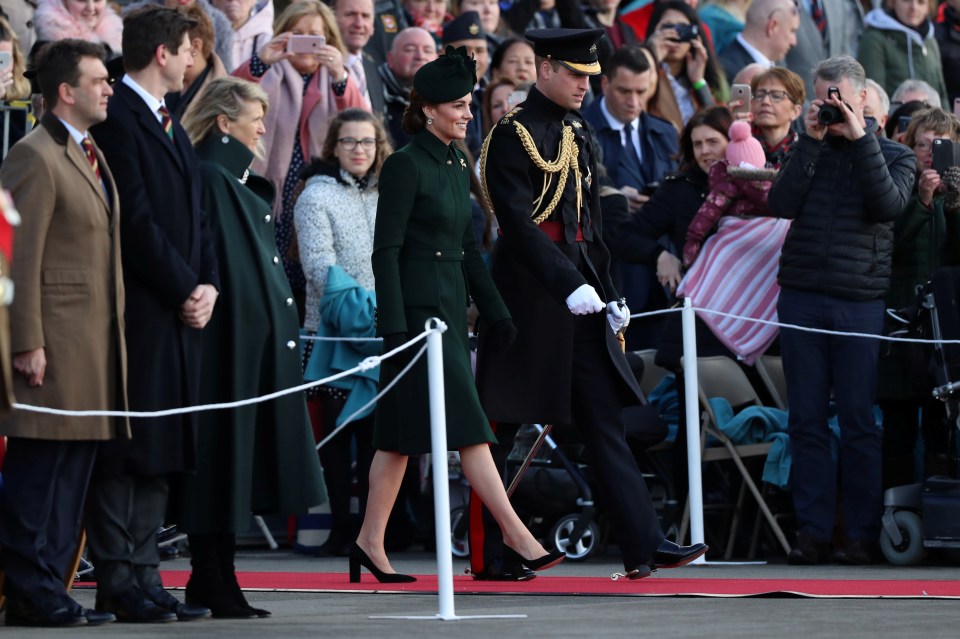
[3,547,959,638]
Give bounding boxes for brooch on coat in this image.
[459,157,467,171]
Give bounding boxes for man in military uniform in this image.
[475,28,707,580]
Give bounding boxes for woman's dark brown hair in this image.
[402,89,430,135]
[678,105,733,172]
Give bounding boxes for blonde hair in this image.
[0,17,31,100]
[274,0,348,54]
[181,77,269,153]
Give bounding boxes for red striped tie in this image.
[158,105,174,141]
[80,136,102,183]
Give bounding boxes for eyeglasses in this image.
[751,90,793,104]
[913,140,938,152]
[337,137,377,151]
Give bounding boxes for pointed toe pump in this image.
[349,543,417,584]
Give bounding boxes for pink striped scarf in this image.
[676,215,791,365]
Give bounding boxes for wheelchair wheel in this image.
[550,513,599,561]
[450,506,470,559]
[880,510,924,566]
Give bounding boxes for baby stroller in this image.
[880,267,960,565]
[504,404,675,561]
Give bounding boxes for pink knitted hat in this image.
[725,121,765,169]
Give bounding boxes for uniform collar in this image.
[414,128,457,163]
[526,85,572,121]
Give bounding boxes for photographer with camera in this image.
[644,1,723,130]
[768,55,916,566]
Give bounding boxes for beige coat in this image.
[0,113,130,440]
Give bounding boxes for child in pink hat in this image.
[683,120,777,266]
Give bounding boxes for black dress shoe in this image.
[622,564,653,580]
[833,538,876,566]
[788,531,831,566]
[653,540,708,569]
[97,589,177,623]
[61,594,115,626]
[472,558,537,581]
[5,595,87,627]
[145,586,212,621]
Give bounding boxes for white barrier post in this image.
[682,297,706,561]
[424,318,456,620]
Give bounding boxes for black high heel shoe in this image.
[349,543,417,583]
[505,547,566,572]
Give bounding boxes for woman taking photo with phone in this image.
[233,0,368,319]
[878,107,960,490]
[353,46,564,583]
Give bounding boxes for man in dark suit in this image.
[719,0,799,83]
[583,47,677,213]
[477,28,706,580]
[0,38,127,628]
[335,0,385,113]
[85,6,219,623]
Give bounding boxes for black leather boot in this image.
[218,533,270,617]
[185,534,255,619]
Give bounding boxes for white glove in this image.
[607,300,629,333]
[565,284,604,315]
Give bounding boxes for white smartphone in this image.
[731,83,751,115]
[0,51,11,74]
[287,35,326,54]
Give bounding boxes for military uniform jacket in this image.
[476,87,642,425]
[371,128,509,454]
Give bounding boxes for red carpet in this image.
[120,571,959,599]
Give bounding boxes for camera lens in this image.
[817,104,843,125]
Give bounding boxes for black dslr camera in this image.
[670,23,700,42]
[817,86,845,125]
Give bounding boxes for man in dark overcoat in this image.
[0,40,128,627]
[85,6,218,623]
[476,28,706,580]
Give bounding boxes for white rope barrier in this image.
[630,304,960,345]
[12,327,437,421]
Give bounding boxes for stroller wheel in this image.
[450,506,470,559]
[550,514,599,561]
[880,510,925,566]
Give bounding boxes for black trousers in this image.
[0,437,98,601]
[470,313,664,570]
[84,472,169,596]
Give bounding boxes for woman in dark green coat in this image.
[352,47,564,583]
[178,77,327,617]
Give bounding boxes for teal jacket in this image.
[303,265,380,426]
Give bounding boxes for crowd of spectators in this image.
[1,0,960,608]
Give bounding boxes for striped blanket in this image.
[676,215,791,365]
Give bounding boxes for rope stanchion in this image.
[681,298,706,562]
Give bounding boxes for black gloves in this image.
[485,318,518,351]
[382,332,415,369]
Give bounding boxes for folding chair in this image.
[634,349,672,397]
[755,355,788,410]
[680,356,792,559]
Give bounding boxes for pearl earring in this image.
[221,135,229,144]
[427,117,433,125]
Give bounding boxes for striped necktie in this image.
[80,136,101,182]
[810,0,827,40]
[158,104,174,141]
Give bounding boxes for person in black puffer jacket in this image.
[767,55,916,567]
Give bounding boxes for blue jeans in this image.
[778,287,884,541]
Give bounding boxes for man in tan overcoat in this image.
[0,39,129,628]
